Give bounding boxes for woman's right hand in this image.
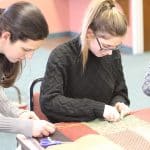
[32,120,56,137]
[103,105,120,122]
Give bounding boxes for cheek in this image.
[16,51,26,59]
[10,48,24,58]
[89,40,99,51]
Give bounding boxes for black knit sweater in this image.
[40,36,130,123]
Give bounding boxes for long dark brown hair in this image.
[0,2,49,87]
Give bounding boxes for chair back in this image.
[30,78,48,120]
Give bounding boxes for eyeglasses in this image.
[95,36,120,51]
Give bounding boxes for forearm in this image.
[0,113,32,137]
[0,87,26,117]
[40,95,105,122]
[111,53,130,106]
[0,98,27,118]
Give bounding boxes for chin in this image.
[9,59,18,63]
[96,54,106,57]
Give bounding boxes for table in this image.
[16,108,150,150]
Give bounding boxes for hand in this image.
[115,102,130,119]
[19,111,39,120]
[103,105,120,122]
[32,120,56,137]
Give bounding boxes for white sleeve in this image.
[0,87,26,118]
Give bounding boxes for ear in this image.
[86,28,94,39]
[1,31,11,41]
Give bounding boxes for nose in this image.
[25,51,34,59]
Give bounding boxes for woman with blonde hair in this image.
[40,0,130,123]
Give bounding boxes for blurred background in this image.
[0,0,150,149]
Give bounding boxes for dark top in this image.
[40,36,130,123]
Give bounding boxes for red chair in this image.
[30,77,48,120]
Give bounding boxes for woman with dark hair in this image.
[0,2,55,137]
[40,0,130,123]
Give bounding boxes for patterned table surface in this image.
[16,108,150,150]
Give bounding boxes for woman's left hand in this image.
[19,111,39,120]
[115,102,131,119]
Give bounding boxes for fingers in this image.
[103,105,120,122]
[103,103,130,122]
[115,102,131,119]
[44,122,56,134]
[42,129,50,137]
[32,120,56,138]
[120,107,130,119]
[106,112,120,122]
[30,111,40,120]
[19,111,40,120]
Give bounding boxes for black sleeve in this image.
[40,50,105,122]
[110,51,130,106]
